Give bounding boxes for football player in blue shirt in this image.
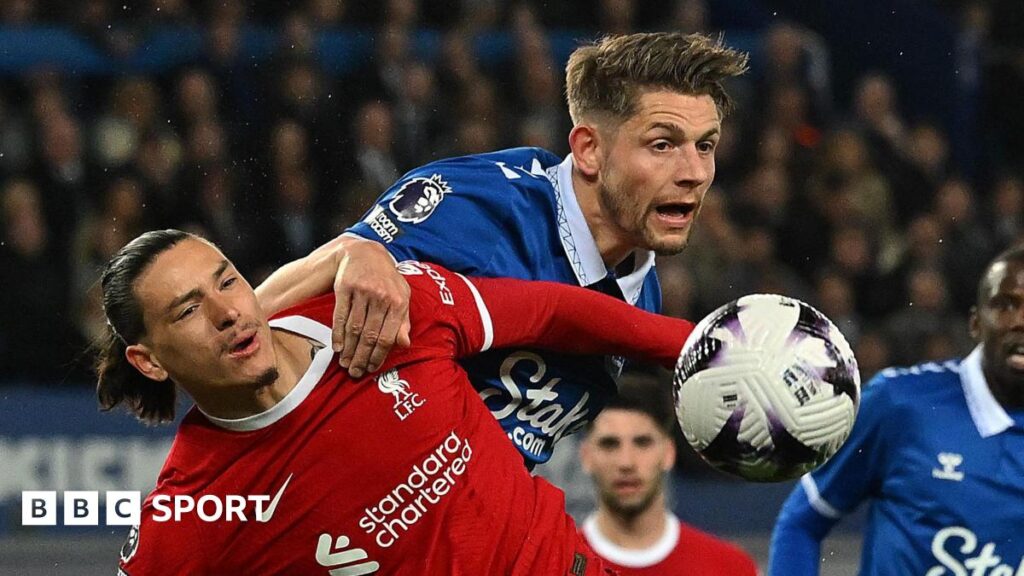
[769,246,1024,575]
[257,32,748,467]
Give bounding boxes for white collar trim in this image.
[201,316,333,432]
[960,346,1014,438]
[582,513,679,568]
[547,155,655,304]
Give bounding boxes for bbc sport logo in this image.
[22,486,289,526]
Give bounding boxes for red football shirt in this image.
[582,513,759,576]
[118,262,691,575]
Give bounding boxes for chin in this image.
[647,236,689,256]
[251,366,280,388]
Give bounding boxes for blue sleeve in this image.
[346,156,518,276]
[769,482,837,576]
[768,372,893,575]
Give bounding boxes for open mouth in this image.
[1006,344,1024,370]
[228,333,259,358]
[655,202,697,222]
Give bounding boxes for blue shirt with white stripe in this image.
[347,147,661,467]
[769,347,1024,575]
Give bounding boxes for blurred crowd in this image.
[1,0,1022,385]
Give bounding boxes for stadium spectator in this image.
[579,373,759,575]
[0,179,86,382]
[97,229,694,575]
[769,245,1024,574]
[989,174,1024,248]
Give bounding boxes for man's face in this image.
[131,239,278,392]
[972,258,1024,397]
[597,90,720,255]
[581,408,676,519]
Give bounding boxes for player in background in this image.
[256,32,749,468]
[579,373,759,576]
[768,246,1024,575]
[96,229,695,575]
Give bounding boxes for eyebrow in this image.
[648,122,720,141]
[165,259,230,313]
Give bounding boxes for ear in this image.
[568,123,603,180]
[968,306,980,341]
[125,343,170,382]
[662,437,677,472]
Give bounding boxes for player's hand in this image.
[332,238,411,378]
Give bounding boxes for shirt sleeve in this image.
[768,372,893,576]
[400,262,693,367]
[345,158,517,275]
[118,500,204,575]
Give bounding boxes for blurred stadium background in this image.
[0,0,1021,573]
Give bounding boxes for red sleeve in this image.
[119,502,204,575]
[464,276,694,369]
[397,261,693,368]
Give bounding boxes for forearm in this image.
[768,484,836,576]
[255,235,352,315]
[470,277,692,368]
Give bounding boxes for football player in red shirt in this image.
[96,229,693,575]
[579,374,759,576]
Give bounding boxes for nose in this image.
[208,292,240,331]
[675,144,711,188]
[614,445,639,471]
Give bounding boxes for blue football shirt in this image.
[770,347,1024,575]
[348,147,662,466]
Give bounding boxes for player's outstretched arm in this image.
[255,234,411,378]
[768,482,834,576]
[458,275,694,369]
[768,372,893,575]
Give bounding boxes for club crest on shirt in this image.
[120,524,140,563]
[377,369,425,420]
[388,174,451,224]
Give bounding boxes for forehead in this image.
[983,259,1024,300]
[134,239,225,307]
[591,408,663,437]
[628,90,720,129]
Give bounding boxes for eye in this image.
[992,296,1020,312]
[634,436,655,448]
[177,304,198,321]
[221,277,237,290]
[652,140,673,152]
[697,140,717,154]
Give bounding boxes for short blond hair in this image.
[565,32,749,125]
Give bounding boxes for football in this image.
[673,294,861,482]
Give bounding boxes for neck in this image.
[192,328,314,420]
[983,367,1024,411]
[595,494,669,550]
[571,164,635,268]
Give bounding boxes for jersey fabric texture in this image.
[119,263,690,575]
[769,347,1024,575]
[347,147,662,467]
[582,513,759,576]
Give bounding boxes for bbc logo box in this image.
[22,491,140,526]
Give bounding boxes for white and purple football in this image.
[673,294,860,482]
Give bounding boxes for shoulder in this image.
[269,293,335,328]
[405,147,560,183]
[676,521,752,559]
[867,358,964,404]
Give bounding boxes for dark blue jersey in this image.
[770,348,1024,575]
[348,147,661,466]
